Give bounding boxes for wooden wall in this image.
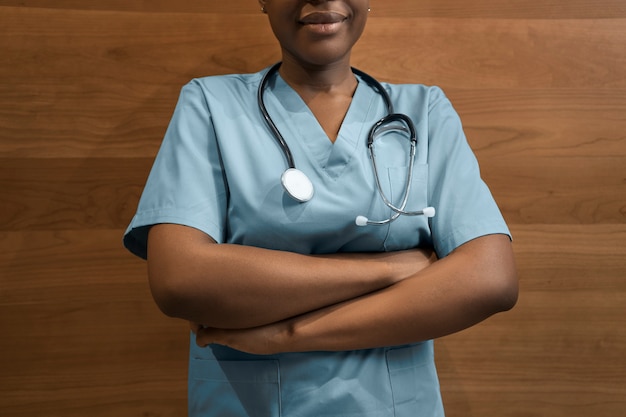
[1,1,624,416]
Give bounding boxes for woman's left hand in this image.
[190,321,290,355]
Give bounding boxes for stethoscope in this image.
[258,62,435,226]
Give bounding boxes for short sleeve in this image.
[123,80,228,259]
[426,87,510,257]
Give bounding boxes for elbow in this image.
[480,235,519,313]
[145,223,224,322]
[486,265,519,314]
[147,259,205,320]
[148,273,188,319]
[147,265,229,326]
[495,273,519,312]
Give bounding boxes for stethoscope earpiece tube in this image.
[258,63,296,169]
[259,63,313,203]
[358,111,433,225]
[259,62,435,221]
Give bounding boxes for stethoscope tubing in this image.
[259,63,397,166]
[257,64,297,169]
[258,62,434,224]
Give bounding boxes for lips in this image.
[299,11,348,25]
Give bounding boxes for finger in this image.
[189,322,202,334]
[195,335,206,347]
[195,327,213,347]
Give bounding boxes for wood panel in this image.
[0,158,149,230]
[438,224,626,417]
[2,10,624,158]
[2,152,623,231]
[0,7,278,159]
[0,232,188,417]
[1,0,625,18]
[1,226,623,416]
[1,2,625,417]
[355,18,626,88]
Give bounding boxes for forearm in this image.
[147,224,434,329]
[283,234,518,351]
[194,234,517,353]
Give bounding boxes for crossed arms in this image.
[147,223,518,354]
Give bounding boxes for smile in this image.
[299,12,348,26]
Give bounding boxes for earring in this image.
[261,5,266,13]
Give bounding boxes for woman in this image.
[123,1,518,415]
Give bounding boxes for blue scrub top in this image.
[124,66,510,417]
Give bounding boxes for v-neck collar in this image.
[266,72,379,179]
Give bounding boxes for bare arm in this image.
[194,234,518,353]
[146,223,436,329]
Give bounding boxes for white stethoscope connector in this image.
[354,115,436,226]
[356,206,436,227]
[259,62,436,226]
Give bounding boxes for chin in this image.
[290,45,354,68]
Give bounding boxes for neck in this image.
[278,57,357,96]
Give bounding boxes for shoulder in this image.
[382,82,450,111]
[184,70,265,98]
[170,68,268,114]
[375,82,458,128]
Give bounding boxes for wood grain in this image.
[1,0,625,18]
[1,2,625,417]
[0,230,188,417]
[0,158,150,230]
[355,18,626,88]
[437,225,626,417]
[0,8,278,159]
[1,9,624,158]
[1,226,624,416]
[2,153,624,231]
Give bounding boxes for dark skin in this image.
[261,0,368,141]
[147,0,519,355]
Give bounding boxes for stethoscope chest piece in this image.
[281,168,314,203]
[260,63,435,222]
